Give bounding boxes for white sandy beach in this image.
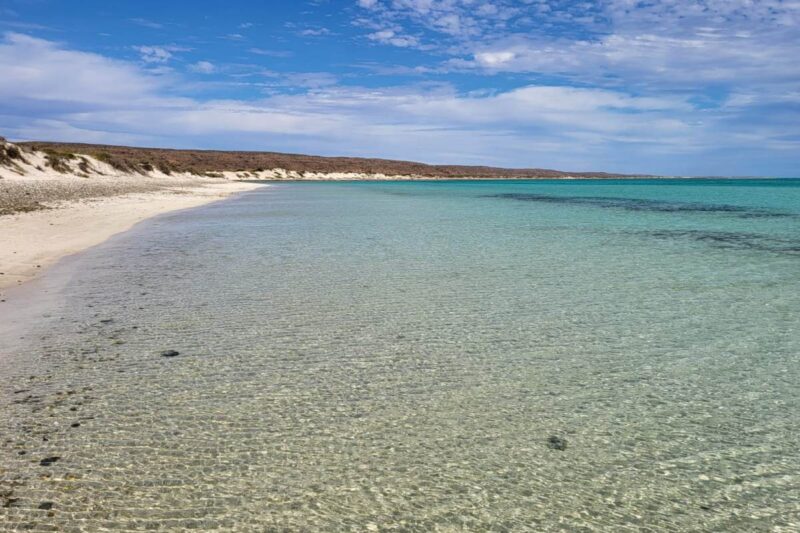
[0,141,263,293]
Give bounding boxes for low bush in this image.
[96,152,132,172]
[0,143,27,167]
[5,144,23,160]
[44,150,76,173]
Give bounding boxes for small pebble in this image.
[161,350,180,357]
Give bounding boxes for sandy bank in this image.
[0,140,264,293]
[0,182,262,292]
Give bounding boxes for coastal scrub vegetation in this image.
[0,142,27,169]
[20,141,637,179]
[43,150,77,173]
[95,152,132,172]
[89,152,172,175]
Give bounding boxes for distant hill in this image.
[19,141,645,179]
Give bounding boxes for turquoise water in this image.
[1,179,799,531]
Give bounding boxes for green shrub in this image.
[0,144,28,168]
[5,145,23,160]
[44,150,75,173]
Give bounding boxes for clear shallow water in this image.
[1,179,799,531]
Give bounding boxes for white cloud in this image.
[300,28,330,37]
[135,45,173,63]
[356,0,800,104]
[130,18,164,29]
[367,29,419,48]
[355,0,520,41]
[190,61,216,74]
[134,44,191,64]
[249,48,293,58]
[474,51,514,67]
[0,33,696,147]
[1,32,798,175]
[2,34,167,106]
[466,30,800,93]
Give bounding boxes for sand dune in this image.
[21,140,638,179]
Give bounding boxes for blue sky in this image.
[1,0,799,176]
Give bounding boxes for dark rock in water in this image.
[99,319,114,324]
[1,489,19,508]
[38,502,54,510]
[18,451,26,455]
[547,435,568,451]
[161,350,180,357]
[70,422,81,428]
[39,456,60,466]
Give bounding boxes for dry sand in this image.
[0,141,264,293]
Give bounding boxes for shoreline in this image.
[0,132,780,299]
[0,181,264,293]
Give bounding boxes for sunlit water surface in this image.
[1,179,799,531]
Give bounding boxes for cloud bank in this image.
[1,12,799,177]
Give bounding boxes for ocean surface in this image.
[1,179,799,531]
